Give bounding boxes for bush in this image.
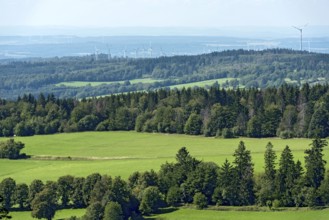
[222,128,235,138]
[0,139,25,159]
[279,130,294,139]
[166,186,181,206]
[193,192,208,209]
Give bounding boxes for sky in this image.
[1,0,328,28]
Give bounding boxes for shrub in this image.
[193,192,208,209]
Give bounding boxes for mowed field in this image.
[147,208,329,220]
[1,131,329,184]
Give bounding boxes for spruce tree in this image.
[304,139,327,188]
[233,141,255,205]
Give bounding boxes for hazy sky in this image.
[1,0,328,27]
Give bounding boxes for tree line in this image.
[0,139,328,219]
[1,49,329,99]
[1,83,329,138]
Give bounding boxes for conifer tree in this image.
[304,139,327,188]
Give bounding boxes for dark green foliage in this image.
[277,146,299,206]
[213,159,237,206]
[193,193,208,209]
[0,139,25,159]
[233,141,255,205]
[103,201,123,220]
[13,183,29,209]
[308,105,329,138]
[1,81,329,139]
[257,142,277,205]
[57,175,74,207]
[184,113,202,135]
[0,195,11,219]
[83,202,104,220]
[71,177,85,208]
[0,178,15,210]
[166,186,181,206]
[304,139,327,188]
[28,180,44,206]
[139,186,163,215]
[31,188,57,220]
[82,173,102,205]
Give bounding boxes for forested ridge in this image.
[1,83,329,138]
[0,140,329,219]
[1,49,329,99]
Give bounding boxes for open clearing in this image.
[11,208,85,219]
[55,78,163,87]
[168,78,237,89]
[147,208,329,220]
[1,131,328,183]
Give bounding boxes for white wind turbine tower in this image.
[292,24,308,51]
[94,46,99,61]
[107,45,111,61]
[148,42,153,58]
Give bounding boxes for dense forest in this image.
[1,49,329,99]
[1,83,329,138]
[0,140,328,219]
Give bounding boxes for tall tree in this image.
[0,178,16,210]
[304,139,327,188]
[233,141,255,205]
[31,188,57,220]
[264,142,277,182]
[57,175,74,207]
[277,146,297,206]
[103,201,123,220]
[13,183,29,209]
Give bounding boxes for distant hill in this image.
[0,49,329,99]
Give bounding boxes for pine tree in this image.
[233,141,255,205]
[277,146,297,206]
[304,139,327,188]
[264,142,276,181]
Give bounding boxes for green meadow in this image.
[1,131,328,184]
[147,207,329,220]
[168,78,237,89]
[55,78,163,87]
[10,208,85,220]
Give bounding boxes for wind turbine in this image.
[94,46,99,61]
[106,44,111,61]
[292,24,307,51]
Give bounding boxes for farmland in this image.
[1,131,328,183]
[147,207,329,220]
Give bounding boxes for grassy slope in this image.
[147,208,329,220]
[55,78,163,87]
[11,208,85,220]
[0,131,328,183]
[168,78,237,89]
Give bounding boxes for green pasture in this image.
[168,78,237,89]
[11,208,85,220]
[147,207,329,220]
[55,78,163,87]
[1,131,328,184]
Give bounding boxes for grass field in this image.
[147,207,329,220]
[168,78,238,89]
[11,208,85,219]
[55,78,163,87]
[1,131,328,184]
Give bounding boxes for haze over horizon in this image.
[1,0,329,37]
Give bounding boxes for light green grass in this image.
[147,208,329,220]
[169,78,237,89]
[1,131,328,183]
[11,208,85,220]
[55,78,163,87]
